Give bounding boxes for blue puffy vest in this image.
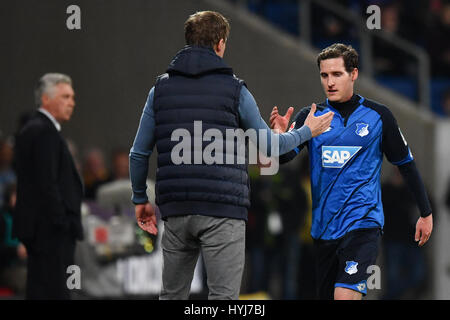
[153,46,250,221]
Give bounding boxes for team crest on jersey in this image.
[355,123,369,137]
[322,146,362,168]
[345,261,358,275]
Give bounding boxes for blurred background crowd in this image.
[1,0,450,300]
[230,0,450,117]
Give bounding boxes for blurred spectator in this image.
[0,183,27,296]
[381,2,400,34]
[381,167,427,300]
[82,148,111,199]
[111,149,130,180]
[373,2,416,77]
[0,138,16,209]
[311,0,355,47]
[320,14,347,40]
[427,1,450,76]
[377,0,427,43]
[95,149,133,216]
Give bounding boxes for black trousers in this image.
[25,228,76,300]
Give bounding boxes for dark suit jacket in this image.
[13,111,84,245]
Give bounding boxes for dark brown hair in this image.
[317,43,359,73]
[184,11,230,48]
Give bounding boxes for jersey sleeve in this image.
[381,107,413,165]
[381,106,431,217]
[280,106,311,164]
[397,161,432,217]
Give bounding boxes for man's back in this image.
[153,45,250,221]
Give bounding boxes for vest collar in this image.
[166,45,233,77]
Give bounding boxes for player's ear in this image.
[214,38,226,57]
[351,68,359,82]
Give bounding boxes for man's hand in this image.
[135,202,158,235]
[304,103,334,137]
[270,106,294,133]
[415,214,433,247]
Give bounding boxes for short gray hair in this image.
[34,73,73,107]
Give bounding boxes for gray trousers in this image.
[159,215,245,300]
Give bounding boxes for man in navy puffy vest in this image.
[129,11,333,300]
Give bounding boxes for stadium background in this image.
[0,0,449,300]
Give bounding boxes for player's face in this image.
[42,83,75,122]
[319,57,358,103]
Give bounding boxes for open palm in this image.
[270,106,294,133]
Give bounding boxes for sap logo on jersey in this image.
[322,146,362,168]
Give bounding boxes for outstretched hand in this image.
[270,104,334,138]
[135,202,158,235]
[270,106,294,133]
[304,103,334,137]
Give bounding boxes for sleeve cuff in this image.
[132,193,149,205]
[391,147,414,166]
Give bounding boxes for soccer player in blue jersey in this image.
[270,43,433,300]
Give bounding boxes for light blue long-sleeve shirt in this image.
[129,86,312,204]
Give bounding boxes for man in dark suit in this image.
[14,73,83,299]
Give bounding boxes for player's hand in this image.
[135,202,158,235]
[270,106,294,133]
[304,103,334,137]
[415,214,432,247]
